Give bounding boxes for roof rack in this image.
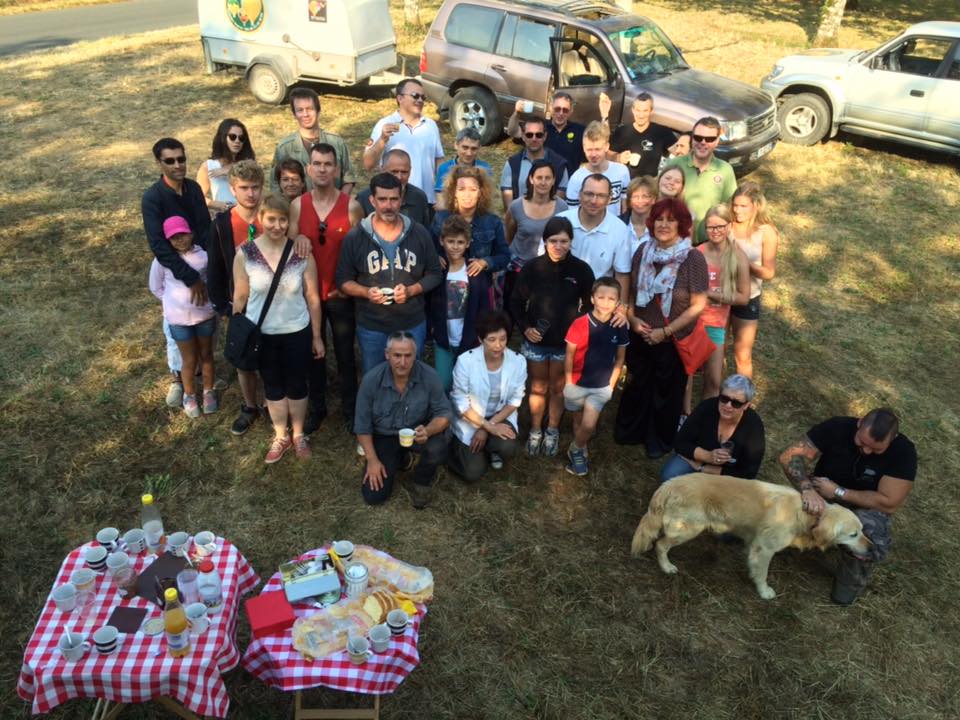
[506,0,625,17]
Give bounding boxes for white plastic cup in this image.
[369,623,391,652]
[58,632,91,661]
[52,583,78,613]
[522,99,534,113]
[177,568,200,605]
[399,428,415,448]
[628,152,641,166]
[186,602,209,634]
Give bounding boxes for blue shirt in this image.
[434,158,493,194]
[565,312,629,388]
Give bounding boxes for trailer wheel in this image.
[248,64,287,105]
[450,86,502,146]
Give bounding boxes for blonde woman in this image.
[620,175,657,257]
[729,181,779,378]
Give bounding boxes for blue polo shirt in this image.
[565,312,629,388]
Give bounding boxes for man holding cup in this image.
[354,332,452,509]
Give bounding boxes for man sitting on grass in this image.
[562,277,629,476]
[779,407,918,605]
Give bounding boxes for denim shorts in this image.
[563,383,613,412]
[521,339,565,363]
[705,325,726,345]
[168,316,216,341]
[731,294,761,321]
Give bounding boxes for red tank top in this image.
[298,191,352,300]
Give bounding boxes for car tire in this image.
[450,86,502,146]
[778,93,830,146]
[248,64,287,105]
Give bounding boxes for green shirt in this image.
[668,155,737,244]
[270,128,356,194]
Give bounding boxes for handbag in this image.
[655,296,716,375]
[224,240,293,371]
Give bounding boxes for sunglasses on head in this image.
[317,221,327,246]
[692,134,719,144]
[403,92,426,101]
[525,131,545,139]
[718,394,747,409]
[160,156,186,165]
[227,132,245,142]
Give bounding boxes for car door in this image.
[924,39,960,150]
[843,36,954,136]
[485,13,557,119]
[550,29,624,127]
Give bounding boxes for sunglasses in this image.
[317,221,327,246]
[524,131,545,139]
[551,106,571,113]
[160,156,186,165]
[718,394,747,409]
[402,92,426,101]
[227,133,245,142]
[692,134,720,144]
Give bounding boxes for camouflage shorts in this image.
[851,508,893,562]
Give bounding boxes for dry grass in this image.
[2,1,960,718]
[0,0,121,15]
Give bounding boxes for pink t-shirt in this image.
[697,245,730,329]
[149,247,215,326]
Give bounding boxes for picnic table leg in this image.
[293,689,382,719]
[91,698,127,720]
[156,695,202,719]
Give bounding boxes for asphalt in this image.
[0,0,197,58]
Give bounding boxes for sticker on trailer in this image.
[226,0,265,32]
[309,0,328,22]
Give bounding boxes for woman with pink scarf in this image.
[614,198,708,458]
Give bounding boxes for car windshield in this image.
[608,25,688,79]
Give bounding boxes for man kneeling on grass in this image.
[355,332,452,509]
[562,277,629,476]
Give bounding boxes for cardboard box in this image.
[245,591,296,639]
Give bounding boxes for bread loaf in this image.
[362,590,409,623]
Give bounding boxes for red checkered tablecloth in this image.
[241,547,426,695]
[17,537,260,717]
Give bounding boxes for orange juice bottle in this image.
[163,588,191,657]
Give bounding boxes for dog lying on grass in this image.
[631,473,872,599]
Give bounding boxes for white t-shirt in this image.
[560,208,632,280]
[445,265,469,348]
[564,162,631,217]
[370,111,445,204]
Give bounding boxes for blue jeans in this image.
[356,320,427,374]
[659,454,696,484]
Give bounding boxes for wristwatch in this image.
[833,486,847,499]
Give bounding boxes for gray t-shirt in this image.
[484,368,503,419]
[508,197,568,262]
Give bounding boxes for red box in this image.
[245,591,296,639]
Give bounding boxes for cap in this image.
[162,216,191,239]
[141,493,154,505]
[198,560,214,573]
[164,587,179,602]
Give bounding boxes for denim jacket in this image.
[431,211,510,273]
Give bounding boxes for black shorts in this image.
[259,326,311,401]
[731,294,761,321]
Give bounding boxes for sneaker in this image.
[831,554,874,605]
[231,405,259,436]
[202,390,219,415]
[182,394,201,419]
[403,479,432,510]
[293,434,311,460]
[542,428,560,457]
[489,452,504,470]
[166,381,184,408]
[265,436,292,464]
[565,444,589,476]
[525,430,543,457]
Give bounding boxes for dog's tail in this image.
[631,486,668,556]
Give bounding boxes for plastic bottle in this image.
[141,494,165,555]
[197,559,223,614]
[163,587,191,657]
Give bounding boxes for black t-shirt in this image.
[674,398,765,479]
[508,252,594,347]
[609,122,676,178]
[546,121,586,177]
[807,416,917,492]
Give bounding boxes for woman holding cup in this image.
[509,217,594,457]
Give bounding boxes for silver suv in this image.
[761,21,960,155]
[420,0,780,168]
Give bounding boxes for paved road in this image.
[0,0,196,58]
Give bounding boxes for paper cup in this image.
[399,428,415,448]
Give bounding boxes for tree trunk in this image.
[403,0,420,25]
[812,0,847,48]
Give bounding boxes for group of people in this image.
[142,81,917,605]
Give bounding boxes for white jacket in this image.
[451,347,527,445]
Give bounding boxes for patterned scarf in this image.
[634,238,692,316]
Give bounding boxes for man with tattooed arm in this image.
[778,408,917,605]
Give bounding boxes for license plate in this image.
[750,141,775,161]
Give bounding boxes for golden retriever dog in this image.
[631,473,872,599]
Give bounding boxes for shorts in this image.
[731,294,761,321]
[563,383,613,412]
[521,340,565,363]
[705,325,726,345]
[167,316,216,342]
[259,326,311,401]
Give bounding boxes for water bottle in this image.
[197,559,223,614]
[141,494,165,555]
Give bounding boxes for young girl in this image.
[149,216,217,417]
[428,215,491,392]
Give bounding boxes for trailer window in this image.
[445,5,504,52]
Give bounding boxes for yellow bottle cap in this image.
[164,587,178,602]
[142,494,154,505]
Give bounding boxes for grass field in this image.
[1,0,959,717]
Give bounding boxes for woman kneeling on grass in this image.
[232,194,324,464]
[660,373,765,483]
[149,216,217,418]
[448,310,527,480]
[510,216,594,457]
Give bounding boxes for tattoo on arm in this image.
[781,438,819,489]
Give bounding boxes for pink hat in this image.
[162,216,191,239]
